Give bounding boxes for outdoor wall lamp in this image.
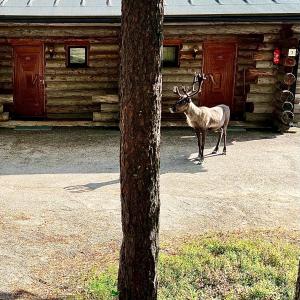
[193,46,200,59]
[47,44,55,59]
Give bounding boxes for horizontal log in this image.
[257,77,277,85]
[0,74,12,82]
[253,103,273,114]
[292,25,300,34]
[101,103,120,113]
[47,112,92,119]
[46,75,118,82]
[93,112,119,122]
[0,27,119,38]
[237,57,256,66]
[256,61,274,69]
[0,105,3,113]
[162,67,201,75]
[263,34,279,43]
[0,112,9,121]
[257,43,275,51]
[46,82,117,90]
[46,67,118,76]
[46,59,119,68]
[92,94,119,104]
[246,68,276,81]
[294,104,300,113]
[245,112,272,122]
[47,89,117,98]
[247,93,273,103]
[163,74,200,83]
[45,52,119,60]
[164,24,281,35]
[50,43,119,53]
[253,51,273,61]
[47,97,93,106]
[47,104,99,113]
[250,84,275,94]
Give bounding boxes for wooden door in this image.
[200,41,237,110]
[13,45,45,117]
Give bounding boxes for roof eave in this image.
[0,14,300,24]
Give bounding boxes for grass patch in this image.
[85,234,299,299]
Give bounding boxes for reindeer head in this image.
[169,73,214,113]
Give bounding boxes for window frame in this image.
[65,42,90,68]
[163,39,182,68]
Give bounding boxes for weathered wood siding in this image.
[0,42,13,110]
[0,22,299,124]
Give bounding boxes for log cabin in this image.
[0,0,300,131]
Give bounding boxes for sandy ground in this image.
[0,127,299,299]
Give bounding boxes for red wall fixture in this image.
[273,48,281,65]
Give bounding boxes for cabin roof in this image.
[1,0,300,21]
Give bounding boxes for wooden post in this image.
[118,1,163,299]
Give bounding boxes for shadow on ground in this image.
[0,290,60,300]
[0,127,281,177]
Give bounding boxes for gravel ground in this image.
[0,127,299,299]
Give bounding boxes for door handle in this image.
[32,74,38,86]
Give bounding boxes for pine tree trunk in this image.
[118,1,164,299]
[295,260,300,300]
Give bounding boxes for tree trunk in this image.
[295,260,300,300]
[118,1,164,300]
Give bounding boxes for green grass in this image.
[85,234,300,299]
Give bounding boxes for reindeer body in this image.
[186,103,230,132]
[170,73,231,163]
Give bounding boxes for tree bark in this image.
[295,260,300,300]
[118,1,163,300]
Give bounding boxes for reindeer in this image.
[169,73,230,163]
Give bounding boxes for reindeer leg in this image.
[223,127,227,155]
[212,128,223,154]
[200,129,206,162]
[195,129,202,160]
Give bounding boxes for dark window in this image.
[67,46,88,67]
[163,45,180,67]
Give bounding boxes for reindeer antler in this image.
[173,86,184,97]
[173,73,205,98]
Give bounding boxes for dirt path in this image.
[0,128,299,298]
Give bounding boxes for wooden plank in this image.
[46,82,118,90]
[0,112,9,121]
[247,93,273,103]
[47,104,100,113]
[46,74,118,82]
[92,94,119,104]
[47,112,92,119]
[250,84,275,94]
[257,77,277,85]
[93,112,119,121]
[164,24,281,35]
[101,103,120,113]
[0,94,13,103]
[245,112,272,122]
[253,103,273,114]
[47,97,93,106]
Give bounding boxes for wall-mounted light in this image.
[193,46,200,59]
[47,44,55,59]
[273,48,281,65]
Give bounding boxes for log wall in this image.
[0,22,299,124]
